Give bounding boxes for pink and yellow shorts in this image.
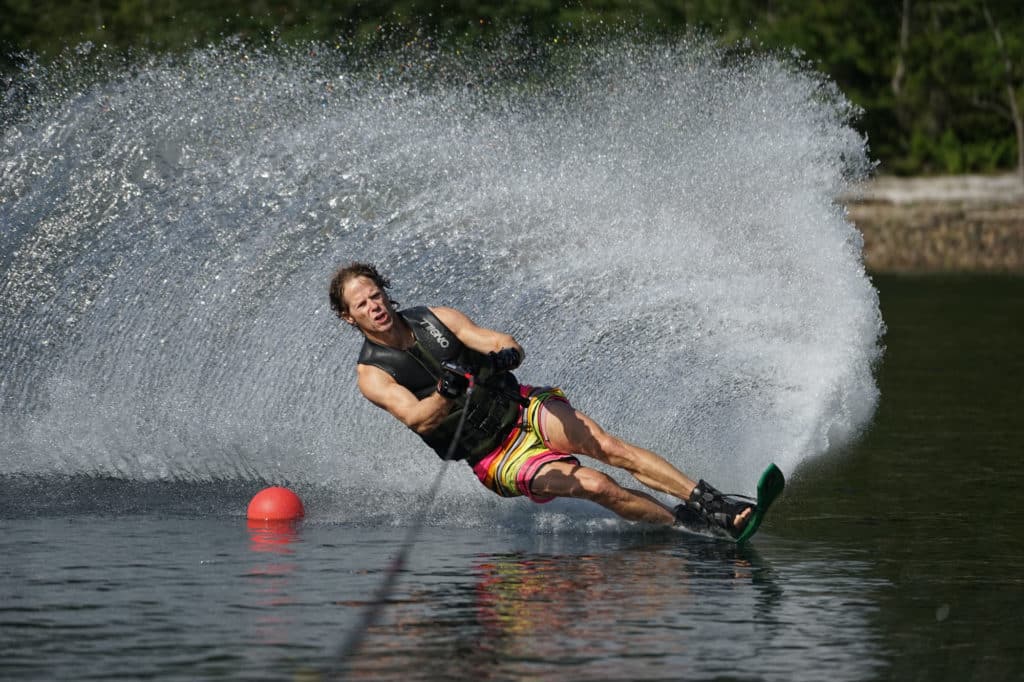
[471,385,579,503]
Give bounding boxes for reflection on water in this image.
[0,514,887,681]
[245,521,301,648]
[340,530,886,681]
[247,519,301,555]
[466,542,767,680]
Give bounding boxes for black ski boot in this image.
[674,480,754,538]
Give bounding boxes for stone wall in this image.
[842,175,1024,273]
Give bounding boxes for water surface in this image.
[3,276,1022,681]
[4,37,1017,681]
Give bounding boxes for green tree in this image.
[3,0,1023,177]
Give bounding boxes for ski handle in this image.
[440,360,529,407]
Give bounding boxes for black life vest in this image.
[357,307,521,462]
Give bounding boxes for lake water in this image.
[2,38,1019,680]
[2,275,1021,681]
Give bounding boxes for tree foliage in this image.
[2,0,1022,176]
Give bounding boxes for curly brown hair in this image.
[327,262,398,319]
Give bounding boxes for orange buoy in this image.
[246,486,305,521]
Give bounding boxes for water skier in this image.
[328,262,753,535]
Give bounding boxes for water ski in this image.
[675,463,785,544]
[733,463,785,544]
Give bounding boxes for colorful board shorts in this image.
[471,385,580,503]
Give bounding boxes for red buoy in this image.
[246,486,305,521]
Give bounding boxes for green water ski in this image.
[674,463,786,543]
[733,463,786,544]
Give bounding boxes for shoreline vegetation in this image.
[3,1,1022,180]
[3,3,1022,274]
[846,174,1024,273]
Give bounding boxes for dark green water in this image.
[780,275,1024,681]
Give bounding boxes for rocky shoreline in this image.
[842,174,1024,273]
